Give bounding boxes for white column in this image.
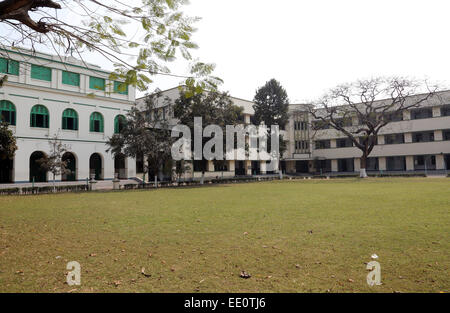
[406,156,414,171]
[331,159,338,172]
[403,110,411,120]
[379,157,387,171]
[436,154,445,170]
[228,160,235,172]
[207,160,215,172]
[354,158,360,172]
[404,133,412,143]
[260,161,267,174]
[432,107,441,118]
[434,130,443,141]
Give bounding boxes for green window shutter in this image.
[0,100,16,125]
[0,58,7,73]
[114,115,126,133]
[89,76,105,90]
[90,112,104,132]
[62,71,80,86]
[7,60,19,75]
[114,81,128,95]
[31,64,52,81]
[30,105,49,128]
[62,109,78,130]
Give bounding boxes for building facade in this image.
[138,87,450,179]
[0,48,136,183]
[284,96,450,175]
[1,48,449,184]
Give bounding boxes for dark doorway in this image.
[251,161,260,175]
[29,151,47,182]
[114,153,127,179]
[296,161,309,173]
[89,153,103,180]
[62,152,76,181]
[235,161,245,176]
[338,158,354,172]
[0,157,13,183]
[445,154,450,170]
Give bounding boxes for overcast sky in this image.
[7,0,450,103]
[154,0,450,103]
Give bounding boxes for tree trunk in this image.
[360,154,368,178]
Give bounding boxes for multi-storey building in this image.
[1,47,448,184]
[0,48,136,183]
[139,87,450,179]
[284,94,450,175]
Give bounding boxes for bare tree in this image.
[306,77,439,178]
[0,0,221,92]
[37,134,72,190]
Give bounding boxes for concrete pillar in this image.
[245,160,252,175]
[207,160,215,172]
[436,154,445,170]
[379,157,386,171]
[331,159,338,172]
[260,161,267,174]
[432,107,441,118]
[354,158,361,172]
[377,135,385,145]
[406,156,414,171]
[228,160,235,172]
[434,130,443,141]
[404,133,412,143]
[330,139,337,148]
[352,116,359,126]
[403,110,411,120]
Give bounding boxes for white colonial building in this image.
[0,48,136,183]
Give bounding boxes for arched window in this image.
[62,109,78,130]
[90,112,104,133]
[0,100,16,125]
[114,115,126,134]
[30,105,49,128]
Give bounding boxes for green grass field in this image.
[0,178,448,293]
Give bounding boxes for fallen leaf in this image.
[113,281,121,287]
[348,278,354,283]
[89,253,96,257]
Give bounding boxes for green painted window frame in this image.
[0,58,19,75]
[114,81,128,95]
[30,105,49,128]
[89,76,105,90]
[90,112,104,132]
[31,64,52,81]
[62,108,79,130]
[114,115,126,133]
[62,71,80,87]
[0,100,16,125]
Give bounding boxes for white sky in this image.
[167,0,450,103]
[4,0,450,102]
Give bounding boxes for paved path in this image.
[0,179,138,190]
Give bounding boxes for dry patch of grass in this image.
[0,178,448,292]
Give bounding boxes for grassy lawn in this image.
[0,178,448,293]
